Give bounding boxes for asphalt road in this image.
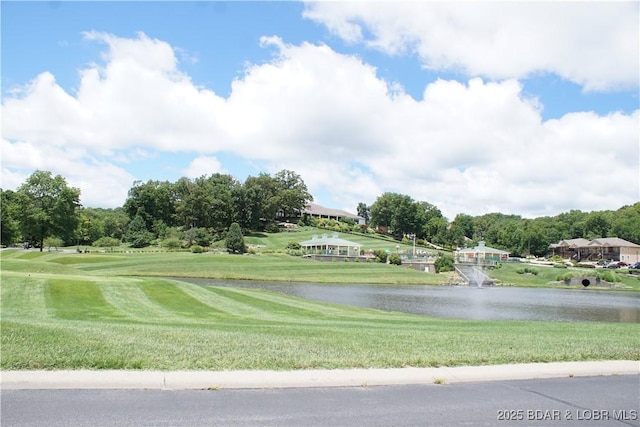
[2,375,638,427]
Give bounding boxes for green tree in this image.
[356,202,370,223]
[1,189,21,246]
[610,203,640,244]
[15,170,81,251]
[243,173,280,230]
[273,169,313,220]
[583,211,612,239]
[226,222,246,254]
[124,214,154,248]
[449,213,474,247]
[124,180,176,231]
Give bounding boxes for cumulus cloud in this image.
[183,156,225,179]
[2,30,638,218]
[303,1,639,92]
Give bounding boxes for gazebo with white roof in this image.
[300,233,362,257]
[455,241,509,264]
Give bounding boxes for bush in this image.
[556,272,575,282]
[190,245,204,253]
[285,241,301,250]
[516,267,539,275]
[596,270,621,283]
[388,253,402,265]
[434,254,454,273]
[373,249,388,263]
[93,236,120,248]
[161,237,182,250]
[44,237,63,251]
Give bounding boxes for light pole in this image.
[409,233,416,257]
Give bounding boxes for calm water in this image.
[177,278,639,323]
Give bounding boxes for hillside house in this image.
[549,237,640,263]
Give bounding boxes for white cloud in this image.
[0,138,134,208]
[303,1,639,92]
[2,31,638,219]
[183,156,225,179]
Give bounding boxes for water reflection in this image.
[176,278,639,323]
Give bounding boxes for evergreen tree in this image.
[226,222,246,254]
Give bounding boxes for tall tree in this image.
[1,189,21,246]
[124,180,176,230]
[356,202,370,224]
[15,170,81,251]
[273,169,313,220]
[611,203,640,244]
[243,173,280,230]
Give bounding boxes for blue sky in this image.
[2,1,639,219]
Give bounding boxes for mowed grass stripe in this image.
[211,286,389,321]
[201,286,352,321]
[97,278,201,323]
[1,274,50,319]
[139,280,228,319]
[175,282,276,319]
[46,279,126,321]
[0,259,84,276]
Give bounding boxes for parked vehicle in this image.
[629,262,640,269]
[606,261,628,269]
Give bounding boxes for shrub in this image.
[596,270,621,283]
[556,272,575,282]
[190,245,204,253]
[434,254,454,273]
[161,237,182,250]
[516,267,539,275]
[44,237,63,251]
[285,241,301,250]
[93,236,120,249]
[373,249,388,263]
[388,253,402,265]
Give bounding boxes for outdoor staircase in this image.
[455,264,494,287]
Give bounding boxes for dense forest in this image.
[2,169,639,257]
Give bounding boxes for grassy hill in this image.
[2,249,637,370]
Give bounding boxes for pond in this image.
[176,278,639,323]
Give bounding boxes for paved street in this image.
[2,375,639,426]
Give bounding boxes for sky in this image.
[1,1,639,220]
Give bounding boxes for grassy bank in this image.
[0,249,446,285]
[1,250,638,370]
[488,262,640,291]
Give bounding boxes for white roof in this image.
[300,233,361,247]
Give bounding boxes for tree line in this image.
[2,169,639,257]
[361,192,640,257]
[1,169,312,251]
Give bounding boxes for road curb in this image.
[1,360,638,390]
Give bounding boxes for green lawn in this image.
[488,262,640,291]
[1,249,638,371]
[0,250,445,285]
[244,227,422,253]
